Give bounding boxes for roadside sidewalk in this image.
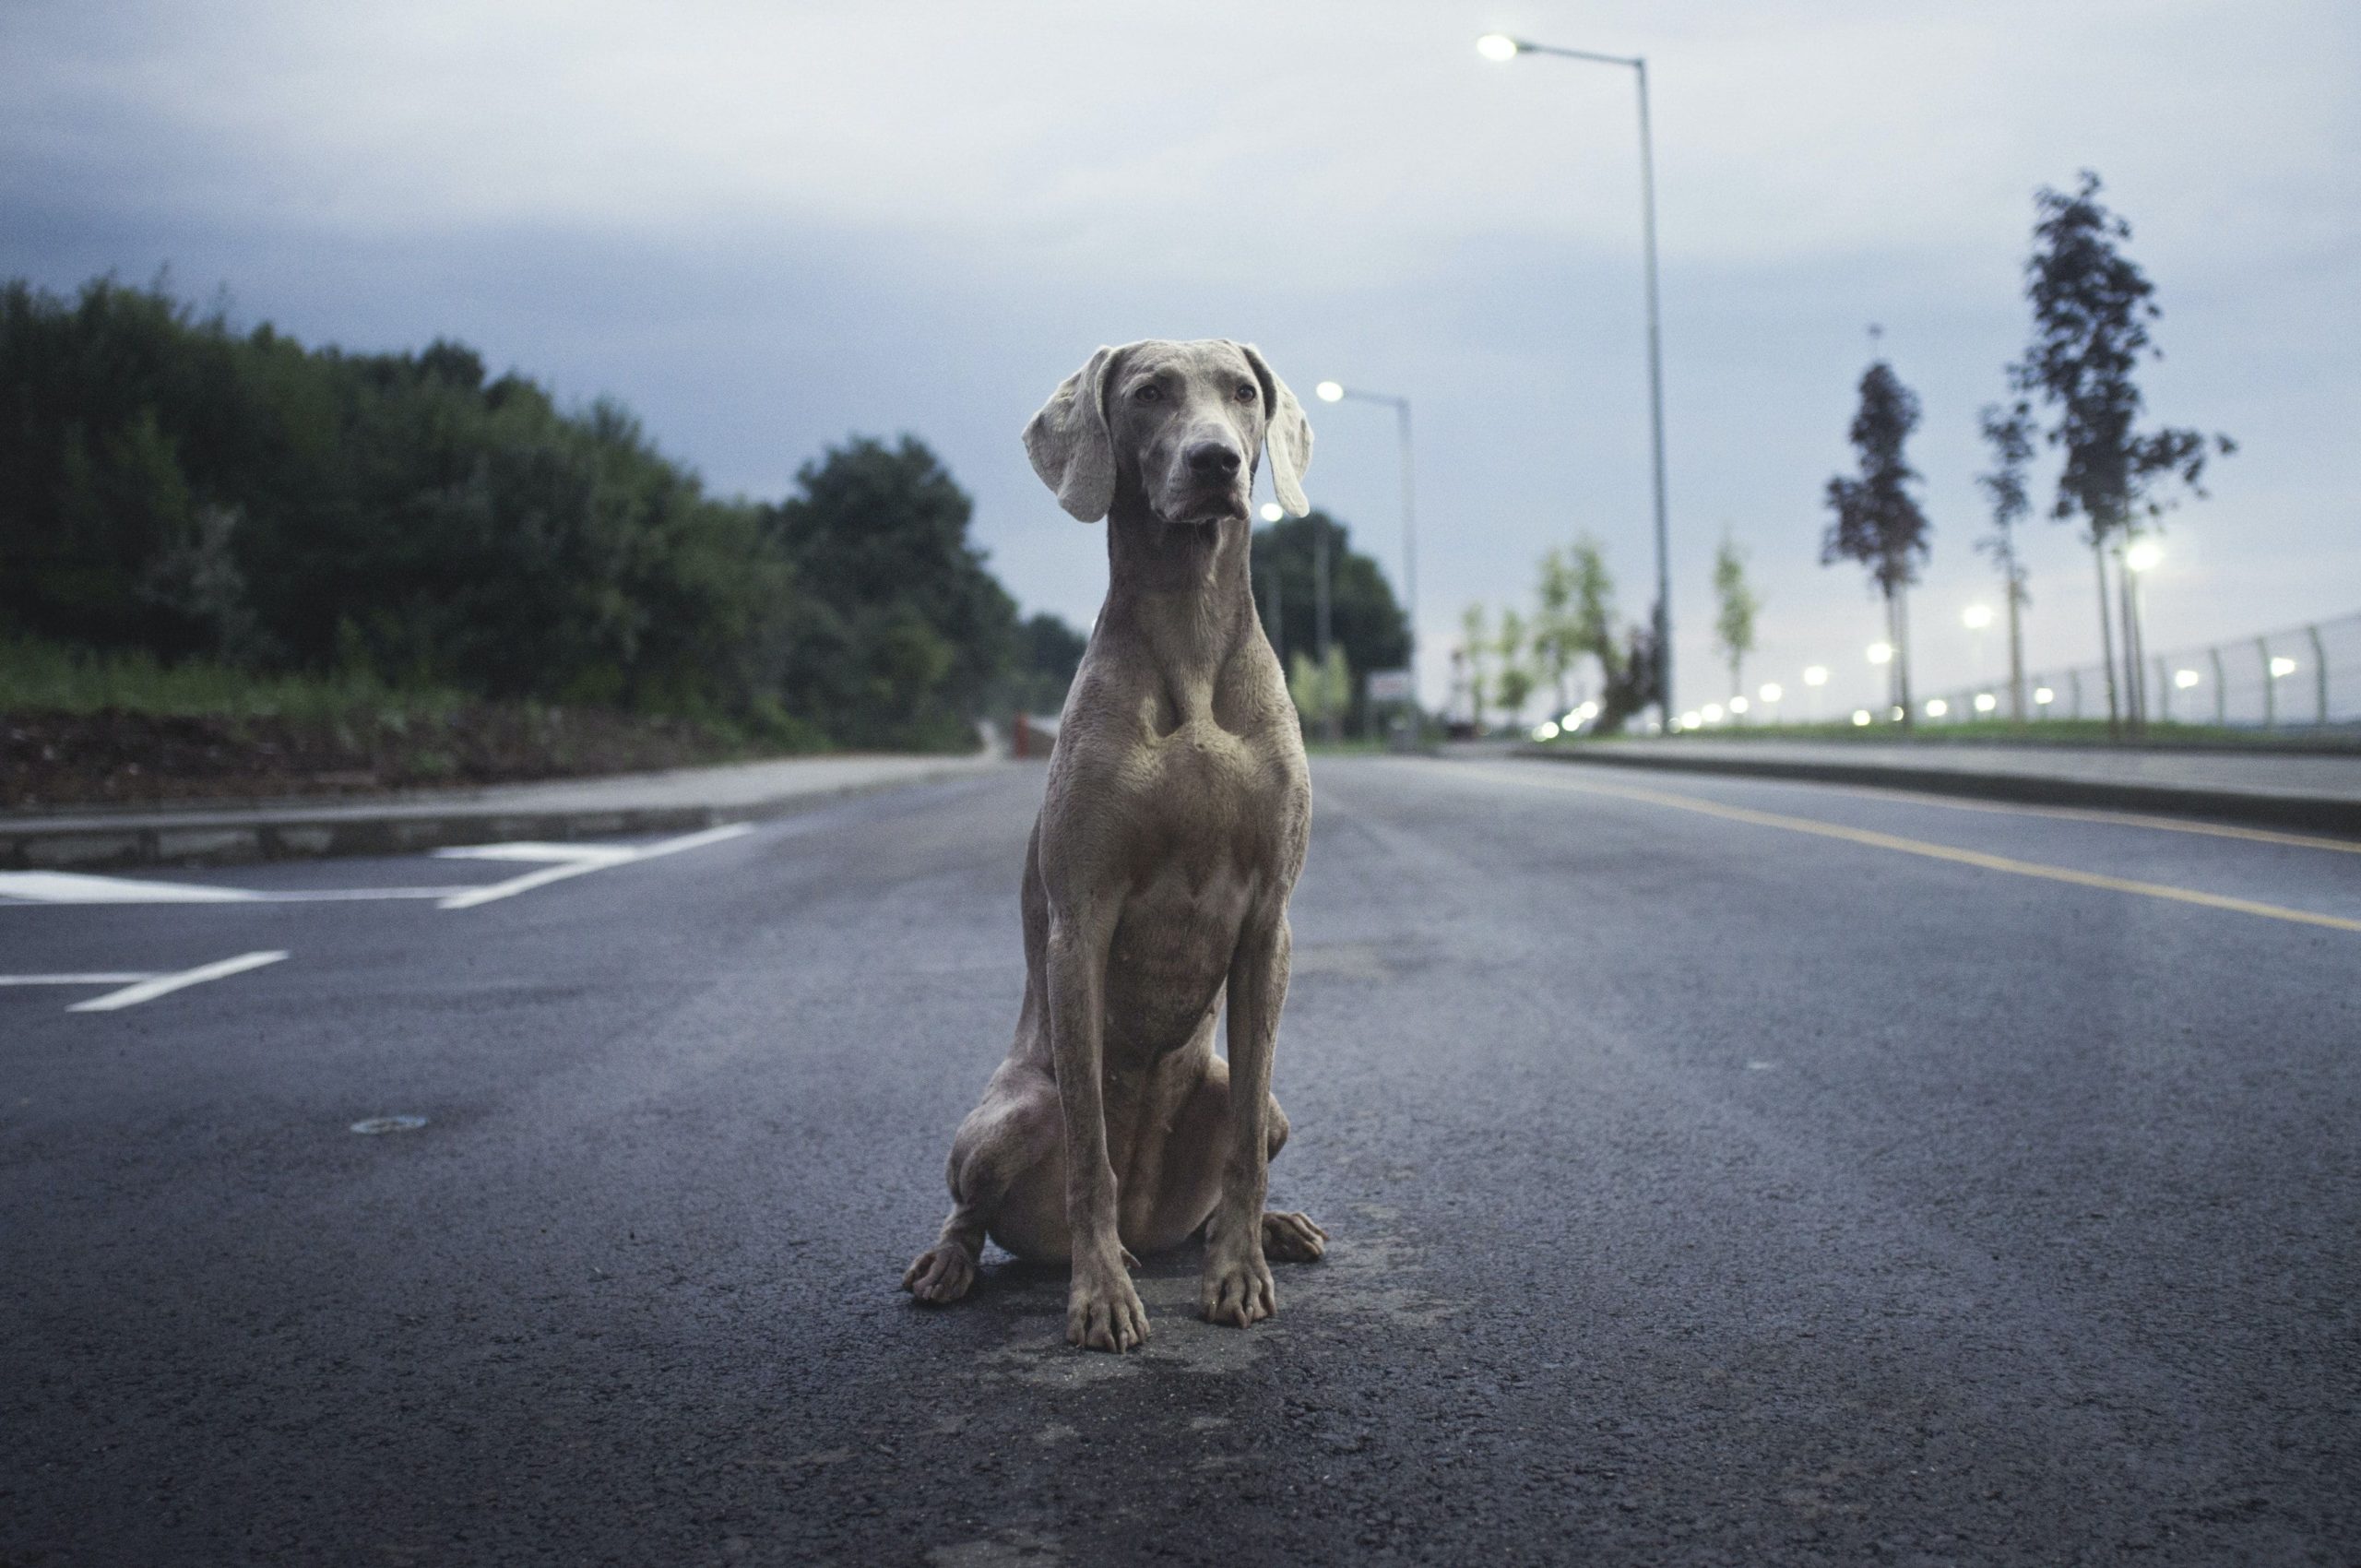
[2,752,1014,871]
[1520,738,2361,834]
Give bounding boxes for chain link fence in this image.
[1910,611,2360,730]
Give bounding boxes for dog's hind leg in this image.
[903,1061,1061,1304]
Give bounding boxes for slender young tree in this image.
[1975,402,2035,720]
[1564,535,1620,698]
[2009,171,2233,734]
[1534,549,1576,715]
[1459,602,1490,731]
[1822,359,1932,726]
[1494,608,1534,725]
[1711,533,1760,721]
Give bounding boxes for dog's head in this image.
[1023,339,1311,529]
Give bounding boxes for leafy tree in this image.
[1975,402,2036,719]
[1711,533,1760,718]
[1596,622,1660,735]
[1494,608,1534,722]
[1821,359,1931,725]
[1287,647,1350,736]
[999,612,1088,718]
[1457,602,1490,731]
[764,435,1016,749]
[2009,171,2233,731]
[1250,509,1408,735]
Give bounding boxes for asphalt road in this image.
[5,756,2356,1566]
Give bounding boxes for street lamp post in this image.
[1477,32,1673,733]
[1311,380,1418,719]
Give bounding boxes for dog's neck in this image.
[1101,483,1260,696]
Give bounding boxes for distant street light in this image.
[1758,683,1783,705]
[2270,656,2298,679]
[1259,502,1286,524]
[1851,708,1872,727]
[1974,693,1998,713]
[2124,538,2164,574]
[1802,665,1829,686]
[2173,668,2201,690]
[1476,31,1673,733]
[1926,698,1950,718]
[1309,379,1418,712]
[1963,603,1994,630]
[1867,641,1895,666]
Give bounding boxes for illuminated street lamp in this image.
[1963,604,1994,630]
[1311,378,1418,710]
[1476,30,1673,732]
[1867,641,1894,666]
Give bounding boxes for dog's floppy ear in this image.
[1236,342,1312,517]
[1023,345,1124,522]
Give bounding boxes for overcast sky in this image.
[6,0,2356,715]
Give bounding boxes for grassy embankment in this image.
[1,636,829,811]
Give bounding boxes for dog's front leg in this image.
[1203,907,1290,1327]
[1045,904,1149,1352]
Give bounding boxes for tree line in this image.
[0,276,1083,750]
[1481,170,2229,738]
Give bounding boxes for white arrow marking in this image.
[66,950,289,1012]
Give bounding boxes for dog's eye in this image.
[1133,385,1163,403]
[1234,383,1258,403]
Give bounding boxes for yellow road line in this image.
[1461,765,2361,935]
[1714,774,2361,856]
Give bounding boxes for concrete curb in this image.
[1,760,1009,872]
[1516,744,2361,836]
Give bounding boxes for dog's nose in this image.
[1185,440,1242,479]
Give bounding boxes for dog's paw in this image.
[1200,1245,1276,1328]
[902,1242,977,1304]
[1261,1210,1328,1264]
[1066,1262,1150,1352]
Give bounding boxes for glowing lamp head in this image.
[1314,381,1345,404]
[1851,709,1872,727]
[1258,503,1285,523]
[2124,539,2163,574]
[1476,32,1521,62]
[1867,641,1894,666]
[1802,665,1829,687]
[1963,604,1994,630]
[1759,683,1783,704]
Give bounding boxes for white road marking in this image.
[65,950,289,1012]
[0,872,259,904]
[0,822,758,913]
[434,823,753,910]
[434,841,642,866]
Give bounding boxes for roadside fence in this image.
[1911,611,2360,731]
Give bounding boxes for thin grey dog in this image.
[901,339,1327,1352]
